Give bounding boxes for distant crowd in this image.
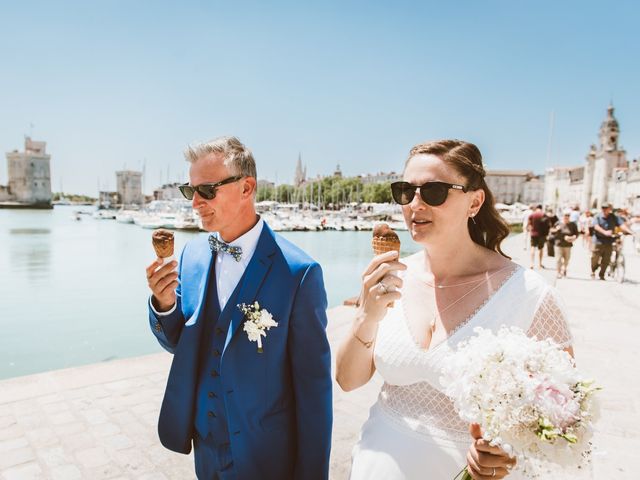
[521,203,640,280]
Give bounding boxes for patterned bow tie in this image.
[208,235,243,262]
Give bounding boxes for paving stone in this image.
[35,393,65,405]
[49,464,82,480]
[0,437,28,453]
[0,446,35,469]
[130,403,156,416]
[102,434,134,450]
[0,462,44,480]
[83,463,125,480]
[36,445,74,468]
[0,424,24,442]
[60,432,96,453]
[41,402,69,415]
[110,449,156,475]
[24,427,59,449]
[52,422,85,438]
[0,415,17,429]
[75,446,110,468]
[92,422,121,438]
[80,408,108,425]
[137,471,169,480]
[14,413,45,429]
[48,411,76,426]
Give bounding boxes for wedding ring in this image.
[492,467,496,477]
[377,281,389,295]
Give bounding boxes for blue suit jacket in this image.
[148,223,333,479]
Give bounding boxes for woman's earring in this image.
[470,213,477,225]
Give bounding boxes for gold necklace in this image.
[425,265,511,337]
[413,264,512,289]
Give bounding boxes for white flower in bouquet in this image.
[440,326,600,478]
[238,302,278,353]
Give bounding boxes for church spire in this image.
[294,153,306,187]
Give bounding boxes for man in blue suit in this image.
[146,136,332,479]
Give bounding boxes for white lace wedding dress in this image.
[350,265,573,480]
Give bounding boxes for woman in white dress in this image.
[336,140,574,480]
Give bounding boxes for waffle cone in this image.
[152,229,175,258]
[371,237,401,256]
[371,235,401,307]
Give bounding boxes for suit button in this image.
[154,322,162,332]
[208,411,216,418]
[233,431,240,436]
[211,370,219,378]
[215,327,224,335]
[208,391,217,399]
[213,349,221,357]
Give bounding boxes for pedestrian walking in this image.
[579,210,593,249]
[591,202,633,280]
[522,204,533,251]
[551,210,579,278]
[528,204,549,269]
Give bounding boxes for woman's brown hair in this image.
[406,139,511,258]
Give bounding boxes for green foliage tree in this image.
[362,182,392,203]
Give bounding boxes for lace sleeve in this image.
[526,287,573,348]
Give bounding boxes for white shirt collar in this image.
[214,216,264,262]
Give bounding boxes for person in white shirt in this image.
[521,205,534,251]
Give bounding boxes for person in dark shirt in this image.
[550,210,579,278]
[528,204,549,269]
[591,202,632,279]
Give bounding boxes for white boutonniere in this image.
[237,301,278,353]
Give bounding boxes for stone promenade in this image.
[1,233,638,479]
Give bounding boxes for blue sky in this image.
[0,0,638,196]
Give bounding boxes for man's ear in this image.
[243,177,257,198]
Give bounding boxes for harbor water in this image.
[0,206,419,379]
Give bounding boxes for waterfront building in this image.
[257,179,275,189]
[484,170,539,204]
[0,137,52,208]
[153,182,183,201]
[360,171,402,184]
[521,175,545,204]
[116,170,143,206]
[544,105,639,211]
[99,191,119,208]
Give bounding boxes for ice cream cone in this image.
[152,229,175,266]
[371,223,401,306]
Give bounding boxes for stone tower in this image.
[116,170,143,206]
[599,104,619,152]
[5,137,52,207]
[581,104,627,210]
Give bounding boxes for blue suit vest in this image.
[194,256,241,443]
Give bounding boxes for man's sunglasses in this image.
[390,181,469,207]
[178,175,243,200]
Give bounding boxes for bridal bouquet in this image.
[440,327,600,479]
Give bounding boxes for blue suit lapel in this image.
[184,249,216,327]
[222,225,277,354]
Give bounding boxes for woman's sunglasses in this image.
[178,175,243,200]
[390,181,469,207]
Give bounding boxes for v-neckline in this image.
[398,264,522,355]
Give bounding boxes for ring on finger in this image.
[492,467,496,477]
[377,281,389,295]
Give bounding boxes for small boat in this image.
[93,210,117,220]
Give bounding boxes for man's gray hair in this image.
[184,136,257,179]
